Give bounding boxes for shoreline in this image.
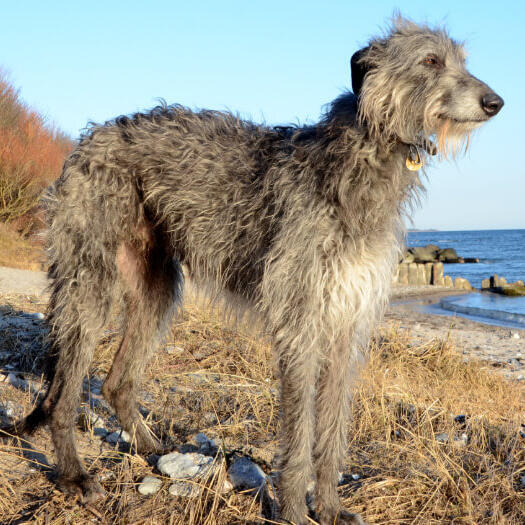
[387,285,524,381]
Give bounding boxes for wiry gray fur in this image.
[1,17,502,525]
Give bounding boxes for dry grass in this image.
[0,223,44,271]
[0,294,523,524]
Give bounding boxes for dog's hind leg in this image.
[43,257,117,503]
[102,228,182,454]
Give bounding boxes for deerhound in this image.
[2,17,503,525]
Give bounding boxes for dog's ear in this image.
[351,46,371,97]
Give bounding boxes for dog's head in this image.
[351,16,503,157]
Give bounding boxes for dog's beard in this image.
[435,118,474,159]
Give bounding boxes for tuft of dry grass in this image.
[0,295,523,524]
[0,223,44,270]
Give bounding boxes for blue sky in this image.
[1,1,522,230]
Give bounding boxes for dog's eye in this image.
[423,55,442,68]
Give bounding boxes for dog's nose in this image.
[481,93,504,116]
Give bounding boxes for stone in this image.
[416,264,426,285]
[490,274,499,288]
[157,451,214,479]
[409,246,437,263]
[454,277,471,290]
[516,280,525,286]
[444,275,453,288]
[463,257,479,263]
[106,430,131,444]
[221,479,234,493]
[401,251,415,264]
[397,263,409,285]
[227,457,266,491]
[424,263,433,284]
[168,481,201,498]
[435,432,449,443]
[78,408,104,431]
[138,475,162,495]
[165,344,184,355]
[407,263,419,285]
[437,248,459,263]
[431,262,444,285]
[453,433,469,447]
[481,278,490,289]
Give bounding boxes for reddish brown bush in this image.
[0,72,73,230]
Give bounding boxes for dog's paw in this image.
[57,473,106,504]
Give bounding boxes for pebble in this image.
[7,373,28,390]
[168,481,201,498]
[157,451,214,479]
[78,408,104,431]
[227,457,266,491]
[106,430,131,444]
[165,344,184,356]
[138,475,162,495]
[454,415,466,425]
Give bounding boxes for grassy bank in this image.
[0,294,523,524]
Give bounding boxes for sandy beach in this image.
[0,266,523,381]
[388,284,525,381]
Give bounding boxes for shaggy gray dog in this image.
[2,17,502,525]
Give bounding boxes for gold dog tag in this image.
[406,146,423,171]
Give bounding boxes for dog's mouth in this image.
[437,114,488,124]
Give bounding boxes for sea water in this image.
[408,230,525,328]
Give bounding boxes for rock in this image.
[138,475,162,495]
[498,284,525,297]
[7,373,28,390]
[78,408,104,431]
[444,275,453,288]
[463,257,479,263]
[454,415,466,425]
[165,344,184,355]
[438,248,459,263]
[424,263,433,285]
[431,262,444,285]
[221,479,234,493]
[409,246,437,263]
[513,333,520,340]
[157,451,214,479]
[397,263,409,285]
[481,278,491,289]
[106,430,131,444]
[435,432,449,443]
[453,433,469,447]
[516,280,525,286]
[401,251,415,264]
[227,457,267,491]
[168,481,201,498]
[520,475,525,488]
[417,264,427,285]
[490,274,500,288]
[454,277,472,290]
[188,432,217,454]
[407,263,419,285]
